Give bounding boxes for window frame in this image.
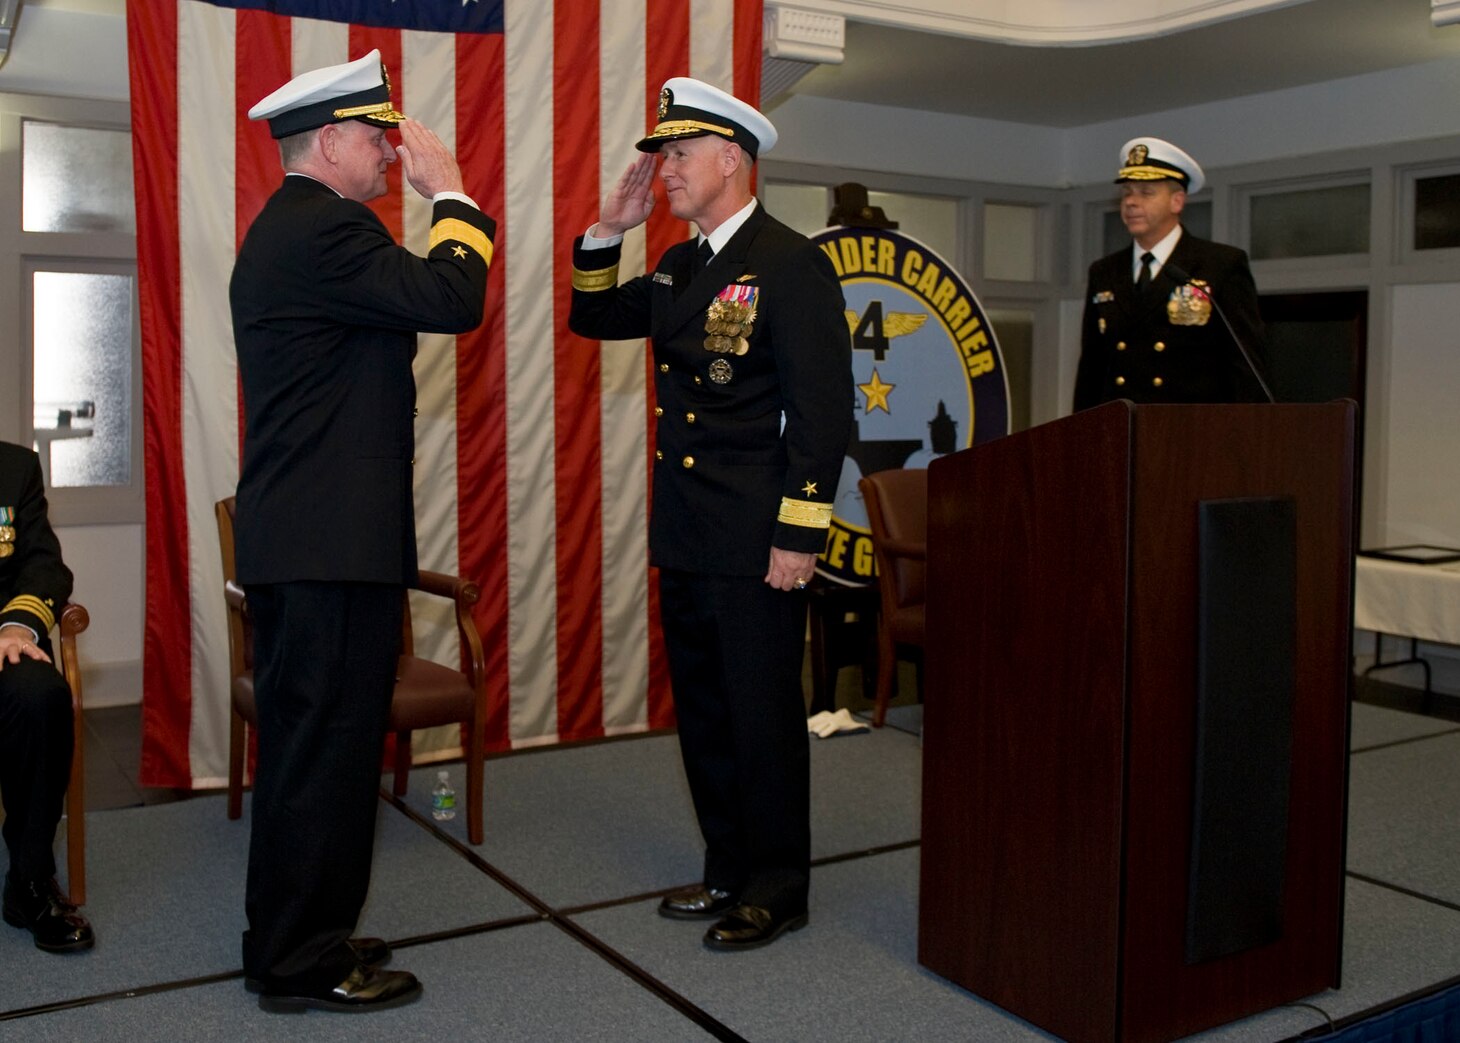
[0,93,138,525]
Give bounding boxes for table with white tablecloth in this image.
[1354,555,1460,693]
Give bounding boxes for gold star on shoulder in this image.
[802,481,818,497]
[451,245,468,258]
[859,369,895,414]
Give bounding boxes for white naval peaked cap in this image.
[248,49,406,140]
[637,77,777,159]
[1115,137,1205,196]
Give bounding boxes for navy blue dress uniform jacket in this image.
[230,175,495,585]
[1074,231,1268,411]
[568,206,853,574]
[0,442,71,640]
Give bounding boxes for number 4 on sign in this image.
[844,301,929,362]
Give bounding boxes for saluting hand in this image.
[396,118,466,200]
[594,153,657,238]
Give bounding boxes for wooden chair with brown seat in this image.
[57,602,90,905]
[858,468,927,727]
[215,497,488,844]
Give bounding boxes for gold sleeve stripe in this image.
[572,264,620,292]
[3,594,56,632]
[429,218,494,267]
[778,497,834,529]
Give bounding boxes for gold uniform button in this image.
[655,449,664,461]
[682,456,695,469]
[653,406,663,417]
[693,376,702,385]
[1116,341,1127,351]
[410,458,416,465]
[1154,341,1166,352]
[685,412,696,423]
[1114,376,1126,387]
[412,407,419,417]
[1153,377,1164,387]
[659,363,669,373]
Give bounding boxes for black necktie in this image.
[1136,251,1154,292]
[693,238,713,276]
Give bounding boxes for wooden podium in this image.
[919,401,1355,1043]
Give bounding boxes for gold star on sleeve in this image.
[802,481,819,497]
[452,245,468,258]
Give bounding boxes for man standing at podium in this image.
[1074,137,1269,411]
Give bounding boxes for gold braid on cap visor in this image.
[1118,164,1186,183]
[333,100,406,124]
[643,118,736,142]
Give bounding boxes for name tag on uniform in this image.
[653,272,674,285]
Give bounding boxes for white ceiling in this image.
[774,0,1460,127]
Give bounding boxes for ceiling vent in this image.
[762,5,844,104]
[0,0,19,71]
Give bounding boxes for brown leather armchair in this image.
[58,602,90,905]
[858,469,927,727]
[215,497,489,844]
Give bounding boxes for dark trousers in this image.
[658,569,811,916]
[0,646,72,885]
[242,581,402,989]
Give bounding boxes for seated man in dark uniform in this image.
[0,439,94,953]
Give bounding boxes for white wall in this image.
[1063,57,1460,185]
[1385,284,1460,548]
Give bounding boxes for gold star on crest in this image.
[859,369,895,414]
[452,245,468,258]
[802,481,819,497]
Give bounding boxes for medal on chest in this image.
[704,283,758,358]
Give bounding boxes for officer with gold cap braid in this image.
[230,49,495,1013]
[1074,137,1269,410]
[0,441,94,954]
[569,77,852,951]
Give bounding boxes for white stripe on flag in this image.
[598,0,651,734]
[503,0,561,744]
[178,0,239,788]
[291,16,346,73]
[404,31,467,698]
[690,0,736,92]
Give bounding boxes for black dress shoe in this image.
[257,964,422,1014]
[244,936,392,992]
[657,885,738,920]
[703,904,808,951]
[2,876,94,953]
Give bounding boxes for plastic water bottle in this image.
[431,770,456,821]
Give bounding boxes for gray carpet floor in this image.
[2,700,1459,1041]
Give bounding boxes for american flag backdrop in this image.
[129,0,764,788]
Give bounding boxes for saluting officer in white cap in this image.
[1073,136,1270,410]
[568,78,852,952]
[231,50,496,1015]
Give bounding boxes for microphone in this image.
[1161,261,1275,403]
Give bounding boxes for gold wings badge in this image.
[843,311,928,338]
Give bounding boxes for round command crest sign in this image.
[811,225,1010,586]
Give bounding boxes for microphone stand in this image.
[1162,262,1275,404]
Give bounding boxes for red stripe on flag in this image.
[642,0,691,730]
[234,14,291,247]
[130,2,191,788]
[350,26,404,236]
[454,31,512,752]
[552,2,606,741]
